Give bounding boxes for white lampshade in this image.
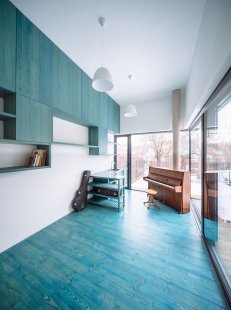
[124,104,137,117]
[92,67,113,92]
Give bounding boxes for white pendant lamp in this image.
[124,75,137,117]
[92,17,113,92]
[124,104,137,117]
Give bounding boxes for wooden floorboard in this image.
[0,190,228,309]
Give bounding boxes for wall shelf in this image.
[0,165,50,174]
[0,138,50,146]
[52,141,99,148]
[0,111,16,121]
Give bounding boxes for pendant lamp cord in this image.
[99,17,105,67]
[101,20,104,67]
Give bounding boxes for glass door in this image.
[115,135,129,188]
[131,132,173,190]
[190,119,202,221]
[204,89,231,285]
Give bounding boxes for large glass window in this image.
[204,91,231,284]
[131,132,173,190]
[180,130,189,170]
[115,131,189,191]
[190,120,202,220]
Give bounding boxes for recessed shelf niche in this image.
[0,141,50,173]
[0,88,16,140]
[52,117,96,154]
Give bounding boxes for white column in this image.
[172,89,181,170]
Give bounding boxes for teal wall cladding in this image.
[0,0,120,156]
[0,0,16,92]
[16,11,52,105]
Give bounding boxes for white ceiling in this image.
[10,0,206,106]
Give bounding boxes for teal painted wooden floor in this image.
[0,190,228,309]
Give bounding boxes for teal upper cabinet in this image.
[52,44,81,118]
[16,95,52,143]
[0,0,16,91]
[114,102,120,133]
[107,97,114,131]
[99,93,108,128]
[16,11,52,105]
[81,72,100,126]
[107,97,120,133]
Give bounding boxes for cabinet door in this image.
[81,72,100,126]
[98,127,108,155]
[52,45,81,118]
[16,11,52,105]
[0,0,16,91]
[107,97,114,131]
[16,95,52,143]
[99,93,108,128]
[114,102,120,134]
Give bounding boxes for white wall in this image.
[120,96,172,134]
[0,119,112,253]
[184,0,231,128]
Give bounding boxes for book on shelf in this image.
[28,149,47,167]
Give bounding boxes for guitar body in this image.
[72,170,91,212]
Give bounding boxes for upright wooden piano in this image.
[143,166,190,213]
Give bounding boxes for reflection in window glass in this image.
[204,95,231,283]
[180,130,189,170]
[131,132,173,190]
[190,121,202,219]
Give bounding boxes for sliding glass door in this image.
[131,132,173,190]
[204,87,231,285]
[190,120,202,221]
[115,135,129,188]
[115,131,189,191]
[188,69,231,303]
